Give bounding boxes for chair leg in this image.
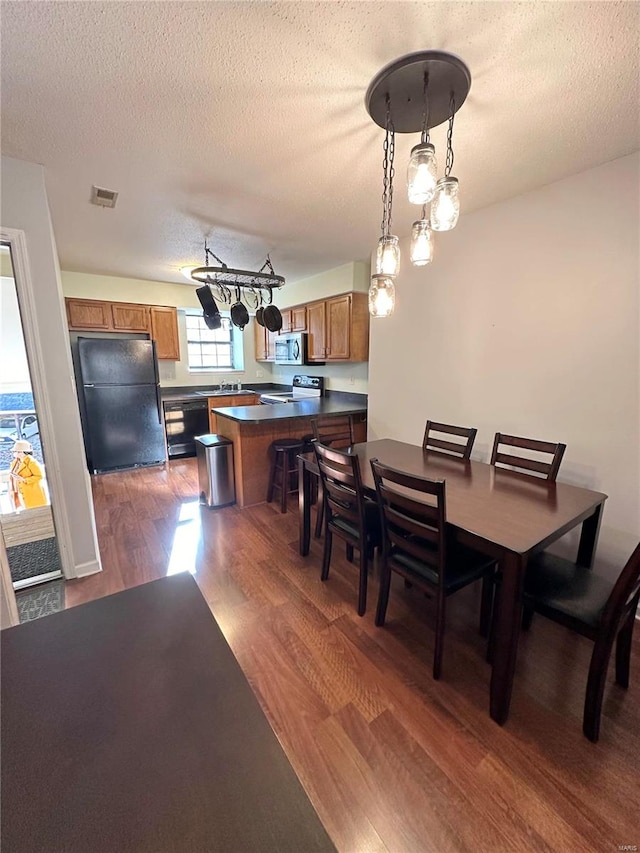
[375,560,391,627]
[280,456,288,514]
[583,636,615,743]
[433,595,446,680]
[266,448,277,503]
[314,488,324,538]
[357,547,368,617]
[479,573,494,637]
[615,608,636,688]
[521,604,535,631]
[346,543,354,563]
[321,530,333,582]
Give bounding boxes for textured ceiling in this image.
[1,1,639,286]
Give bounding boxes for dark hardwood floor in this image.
[67,459,640,853]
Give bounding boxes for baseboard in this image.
[73,559,102,578]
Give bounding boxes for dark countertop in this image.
[161,385,282,403]
[213,397,367,423]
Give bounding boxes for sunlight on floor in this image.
[166,500,202,576]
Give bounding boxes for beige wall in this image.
[63,262,372,393]
[61,271,268,388]
[368,153,640,568]
[1,156,101,577]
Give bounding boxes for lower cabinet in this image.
[208,394,259,434]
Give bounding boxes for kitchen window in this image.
[185,313,243,372]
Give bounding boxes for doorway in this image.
[0,243,64,619]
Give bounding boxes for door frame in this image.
[1,226,76,579]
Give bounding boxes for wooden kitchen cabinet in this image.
[253,321,278,362]
[306,292,369,362]
[111,302,150,332]
[65,298,113,331]
[65,298,180,360]
[150,306,180,360]
[281,306,307,333]
[208,394,259,434]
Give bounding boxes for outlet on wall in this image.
[256,369,264,378]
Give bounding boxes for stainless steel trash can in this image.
[195,435,235,508]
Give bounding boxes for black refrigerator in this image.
[77,338,166,473]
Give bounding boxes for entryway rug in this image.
[15,580,65,624]
[6,536,63,584]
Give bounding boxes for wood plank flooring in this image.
[67,459,640,853]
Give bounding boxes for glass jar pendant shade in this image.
[375,235,400,276]
[368,274,396,318]
[431,177,460,231]
[407,143,438,205]
[410,219,434,266]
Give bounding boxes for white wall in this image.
[0,274,31,392]
[1,157,101,577]
[368,153,640,567]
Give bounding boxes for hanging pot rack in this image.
[190,242,285,309]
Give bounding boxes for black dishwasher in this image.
[164,399,210,459]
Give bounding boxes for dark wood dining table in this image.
[298,439,607,726]
[2,574,336,853]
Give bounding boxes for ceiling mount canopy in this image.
[365,51,471,133]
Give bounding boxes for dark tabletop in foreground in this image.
[1,574,335,853]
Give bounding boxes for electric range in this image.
[259,375,324,404]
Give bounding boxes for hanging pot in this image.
[203,310,222,331]
[263,304,283,333]
[230,288,249,330]
[255,307,265,327]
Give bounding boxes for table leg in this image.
[298,456,311,557]
[490,550,526,725]
[577,502,603,568]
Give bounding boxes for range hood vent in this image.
[91,186,119,208]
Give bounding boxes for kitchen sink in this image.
[195,389,257,396]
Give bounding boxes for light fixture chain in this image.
[421,71,430,144]
[445,93,456,177]
[387,123,395,233]
[381,122,390,237]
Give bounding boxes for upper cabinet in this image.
[65,299,112,331]
[65,298,180,360]
[149,306,180,360]
[306,292,369,362]
[253,321,279,362]
[111,302,150,332]
[284,306,307,333]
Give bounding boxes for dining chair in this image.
[311,415,356,538]
[422,420,477,459]
[313,441,380,616]
[522,542,640,742]
[370,459,497,679]
[490,433,566,481]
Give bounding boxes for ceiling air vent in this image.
[90,185,119,208]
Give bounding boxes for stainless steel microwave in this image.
[274,333,307,366]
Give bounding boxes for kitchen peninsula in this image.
[212,397,367,507]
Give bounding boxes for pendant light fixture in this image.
[365,51,471,314]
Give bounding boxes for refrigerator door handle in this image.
[155,384,162,424]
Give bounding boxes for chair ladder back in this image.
[371,460,446,580]
[491,432,566,481]
[423,420,477,459]
[314,441,366,535]
[600,542,640,634]
[312,415,355,450]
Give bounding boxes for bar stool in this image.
[266,438,304,513]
